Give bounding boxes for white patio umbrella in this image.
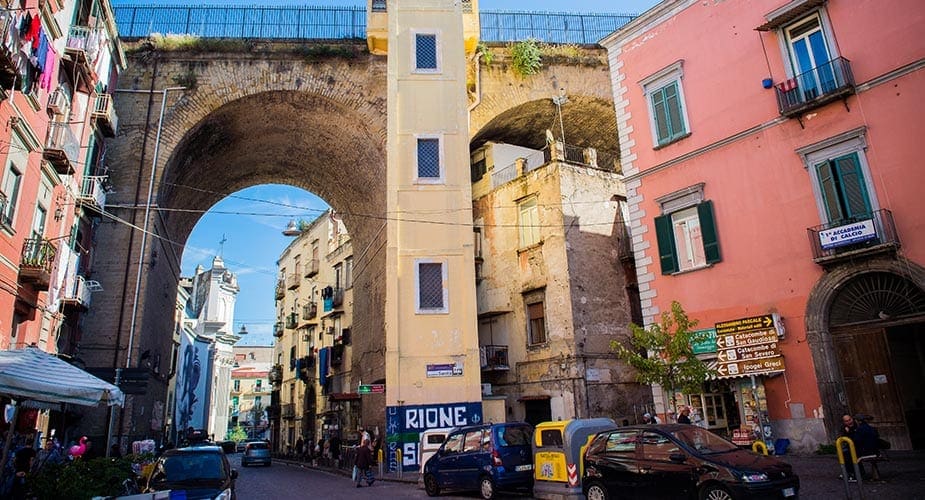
[0,346,125,472]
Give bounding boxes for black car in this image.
[582,425,799,500]
[145,445,238,500]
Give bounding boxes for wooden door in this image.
[833,328,911,449]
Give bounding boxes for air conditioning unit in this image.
[47,89,67,115]
[481,383,492,396]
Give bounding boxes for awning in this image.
[328,392,360,401]
[0,347,124,407]
[518,395,551,402]
[755,0,826,31]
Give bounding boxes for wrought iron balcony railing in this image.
[302,302,318,320]
[286,312,298,329]
[91,93,119,137]
[286,272,300,290]
[274,279,285,300]
[19,238,57,289]
[78,176,109,215]
[775,57,855,118]
[304,258,319,277]
[273,322,284,338]
[281,403,295,419]
[44,122,80,174]
[807,209,899,264]
[480,345,510,371]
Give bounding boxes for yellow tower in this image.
[376,0,482,471]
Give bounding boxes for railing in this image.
[273,321,284,338]
[544,142,600,168]
[775,57,854,117]
[488,142,610,190]
[281,403,295,419]
[91,93,119,136]
[62,274,93,309]
[45,122,80,171]
[79,176,109,212]
[0,10,18,89]
[332,288,344,307]
[286,272,300,290]
[807,209,899,262]
[66,26,102,66]
[304,258,319,277]
[480,345,510,371]
[302,302,317,320]
[114,5,636,44]
[269,365,283,384]
[274,279,285,300]
[286,312,299,329]
[21,238,57,271]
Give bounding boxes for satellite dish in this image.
[545,129,555,144]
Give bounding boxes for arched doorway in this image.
[808,262,925,450]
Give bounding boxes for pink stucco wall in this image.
[606,0,925,431]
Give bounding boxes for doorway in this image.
[523,399,551,427]
[886,323,925,449]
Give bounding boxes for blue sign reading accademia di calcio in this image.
[386,402,483,472]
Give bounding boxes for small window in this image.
[527,301,547,345]
[518,197,540,247]
[344,257,353,289]
[233,380,240,391]
[654,200,721,274]
[414,32,439,71]
[416,260,448,314]
[1,163,22,227]
[641,61,690,147]
[416,136,442,182]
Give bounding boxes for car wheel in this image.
[586,482,610,500]
[424,474,441,497]
[479,477,495,499]
[700,484,734,500]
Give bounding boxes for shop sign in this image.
[818,218,877,250]
[426,363,463,378]
[358,383,385,394]
[716,355,785,377]
[691,328,717,354]
[717,342,779,362]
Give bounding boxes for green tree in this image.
[610,301,715,416]
[227,424,247,443]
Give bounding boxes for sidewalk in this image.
[278,451,925,498]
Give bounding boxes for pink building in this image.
[602,0,925,451]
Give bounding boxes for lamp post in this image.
[551,88,568,144]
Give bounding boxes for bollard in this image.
[396,449,403,480]
[378,448,384,478]
[835,436,864,500]
[751,440,769,456]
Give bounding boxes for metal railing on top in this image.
[114,4,636,44]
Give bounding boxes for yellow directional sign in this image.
[717,342,779,362]
[715,356,786,377]
[715,314,775,335]
[715,329,777,349]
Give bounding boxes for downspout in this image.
[466,52,482,125]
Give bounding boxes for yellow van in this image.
[533,418,617,500]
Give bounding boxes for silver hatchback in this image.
[241,441,271,467]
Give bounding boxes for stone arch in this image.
[805,257,925,443]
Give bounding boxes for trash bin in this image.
[774,438,790,456]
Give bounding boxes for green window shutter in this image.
[651,87,671,144]
[664,82,684,139]
[654,214,679,274]
[698,200,721,264]
[815,159,843,222]
[833,153,871,219]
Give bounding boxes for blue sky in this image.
[119,0,662,346]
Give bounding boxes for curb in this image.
[273,458,420,484]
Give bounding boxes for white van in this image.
[418,428,451,474]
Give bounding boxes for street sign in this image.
[691,328,717,355]
[715,314,775,335]
[715,356,786,377]
[715,329,777,349]
[358,383,385,394]
[717,342,779,362]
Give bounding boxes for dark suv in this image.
[145,445,238,500]
[582,425,799,500]
[423,422,533,499]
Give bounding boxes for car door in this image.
[636,431,696,499]
[435,431,465,488]
[586,429,641,498]
[455,429,487,489]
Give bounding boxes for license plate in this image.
[782,487,795,497]
[515,464,533,471]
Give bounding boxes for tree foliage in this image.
[610,301,715,411]
[227,424,248,442]
[510,38,542,77]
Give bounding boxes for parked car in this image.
[144,445,237,500]
[219,440,237,454]
[241,440,271,467]
[582,424,799,500]
[423,422,534,499]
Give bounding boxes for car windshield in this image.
[154,452,226,482]
[671,427,739,454]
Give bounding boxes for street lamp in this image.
[551,88,568,144]
[282,219,301,236]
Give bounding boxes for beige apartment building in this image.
[270,210,356,453]
[229,345,272,440]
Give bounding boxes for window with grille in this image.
[414,32,439,72]
[518,197,540,247]
[416,260,448,314]
[416,136,442,181]
[641,61,690,147]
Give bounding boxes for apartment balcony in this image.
[269,364,283,384]
[480,345,510,372]
[78,176,109,216]
[63,26,101,91]
[60,275,94,311]
[775,57,855,119]
[332,288,344,307]
[302,302,317,320]
[91,93,119,137]
[44,122,80,175]
[304,258,319,277]
[272,322,284,338]
[274,279,285,300]
[284,312,298,330]
[19,238,57,290]
[281,403,295,420]
[286,272,300,290]
[0,11,17,90]
[808,209,899,267]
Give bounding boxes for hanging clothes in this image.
[39,43,55,91]
[35,30,47,73]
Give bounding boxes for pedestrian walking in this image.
[353,438,376,488]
